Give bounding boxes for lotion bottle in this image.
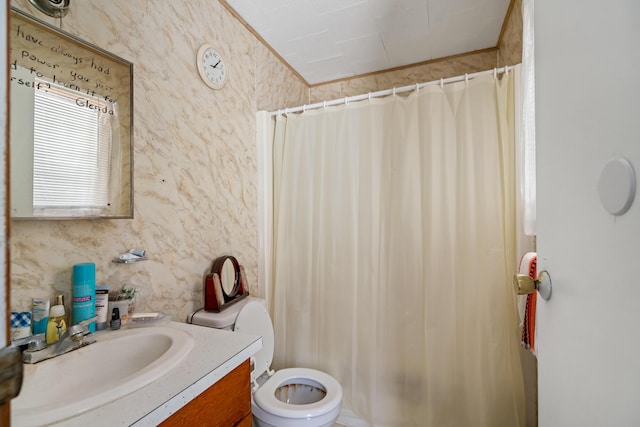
[46,295,67,344]
[31,297,50,335]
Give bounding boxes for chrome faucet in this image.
[11,317,98,364]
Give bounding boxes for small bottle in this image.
[46,295,67,344]
[31,297,50,335]
[110,307,121,330]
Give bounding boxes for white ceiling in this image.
[224,0,512,85]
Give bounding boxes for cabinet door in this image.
[161,359,251,427]
[236,413,253,427]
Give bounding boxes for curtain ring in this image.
[440,78,444,89]
[323,101,327,110]
[284,108,289,116]
[465,73,468,85]
[493,68,497,79]
[303,105,307,112]
[344,96,349,105]
[368,92,372,102]
[415,83,419,93]
[392,87,396,96]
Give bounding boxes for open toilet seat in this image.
[253,367,343,418]
[228,299,342,426]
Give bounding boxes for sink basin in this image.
[12,326,195,426]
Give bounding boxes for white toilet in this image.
[188,297,343,427]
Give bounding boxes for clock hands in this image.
[198,44,227,88]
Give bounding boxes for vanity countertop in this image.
[45,321,261,426]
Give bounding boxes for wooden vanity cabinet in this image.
[160,359,251,427]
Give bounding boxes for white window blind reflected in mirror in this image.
[32,81,114,216]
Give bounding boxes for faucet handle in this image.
[27,337,47,351]
[65,316,98,342]
[76,316,98,329]
[11,334,47,350]
[67,325,87,342]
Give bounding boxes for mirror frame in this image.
[203,255,248,312]
[9,7,134,219]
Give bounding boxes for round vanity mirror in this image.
[220,258,238,297]
[204,255,248,312]
[213,255,240,299]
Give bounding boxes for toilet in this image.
[188,297,343,427]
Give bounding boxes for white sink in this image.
[12,326,195,426]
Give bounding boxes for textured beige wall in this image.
[256,43,308,111]
[309,50,498,104]
[9,0,306,321]
[499,0,523,67]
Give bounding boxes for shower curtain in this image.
[267,71,525,427]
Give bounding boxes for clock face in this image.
[197,44,227,89]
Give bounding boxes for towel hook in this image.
[513,270,552,300]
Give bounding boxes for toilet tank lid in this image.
[188,298,252,329]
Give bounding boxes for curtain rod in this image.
[269,65,515,117]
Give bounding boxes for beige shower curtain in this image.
[269,72,525,427]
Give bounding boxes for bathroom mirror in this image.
[204,255,248,312]
[220,258,238,296]
[9,7,133,219]
[214,255,240,298]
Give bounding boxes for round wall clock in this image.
[196,44,228,89]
